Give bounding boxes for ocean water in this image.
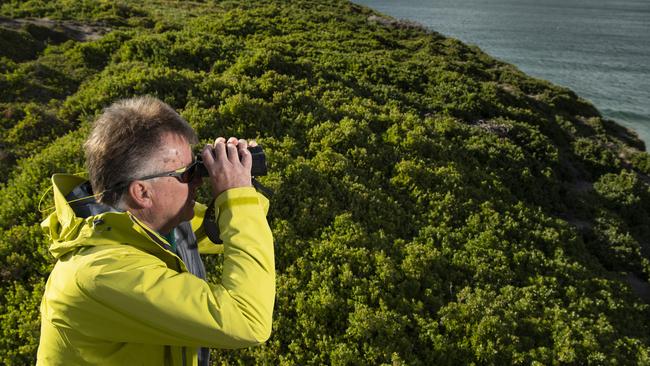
[354,0,650,146]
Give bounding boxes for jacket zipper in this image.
[130,214,186,271]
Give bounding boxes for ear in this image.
[127,180,154,209]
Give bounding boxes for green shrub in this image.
[630,151,650,175]
[0,27,44,61]
[572,136,621,176]
[0,0,649,364]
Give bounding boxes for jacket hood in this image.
[41,174,172,260]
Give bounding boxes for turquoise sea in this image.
[354,0,650,145]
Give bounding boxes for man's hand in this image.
[201,137,255,197]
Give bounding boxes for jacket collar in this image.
[42,174,187,272]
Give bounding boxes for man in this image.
[37,96,275,365]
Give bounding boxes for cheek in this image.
[165,185,189,209]
[177,185,193,205]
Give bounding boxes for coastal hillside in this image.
[2,0,650,364]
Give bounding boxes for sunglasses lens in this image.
[181,163,198,183]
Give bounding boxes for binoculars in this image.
[196,145,268,177]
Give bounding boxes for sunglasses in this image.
[135,159,202,184]
[107,159,202,192]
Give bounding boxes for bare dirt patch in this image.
[0,16,110,42]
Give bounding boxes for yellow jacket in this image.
[37,174,275,365]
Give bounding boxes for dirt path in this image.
[0,16,110,41]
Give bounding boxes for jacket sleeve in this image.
[70,187,275,348]
[191,201,224,254]
[192,191,271,255]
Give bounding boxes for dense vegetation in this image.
[2,0,650,364]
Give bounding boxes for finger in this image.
[226,140,239,164]
[214,136,226,146]
[214,139,228,164]
[201,145,216,166]
[227,136,239,146]
[239,140,252,170]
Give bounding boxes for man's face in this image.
[148,132,201,234]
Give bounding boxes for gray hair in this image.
[84,96,198,207]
